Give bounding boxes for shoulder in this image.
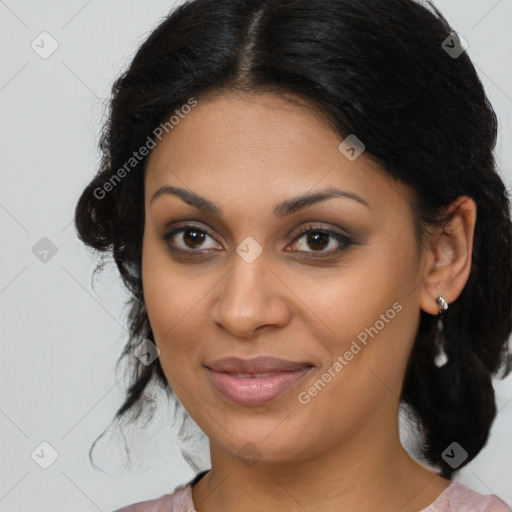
[111,481,195,512]
[111,469,208,512]
[423,481,511,512]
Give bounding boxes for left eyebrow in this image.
[273,186,370,218]
[149,185,370,218]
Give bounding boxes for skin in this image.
[142,90,476,512]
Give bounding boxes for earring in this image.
[434,296,449,368]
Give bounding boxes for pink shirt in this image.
[112,474,511,512]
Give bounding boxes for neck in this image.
[191,407,451,512]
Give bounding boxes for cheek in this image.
[305,242,416,340]
[141,236,201,363]
[300,230,421,385]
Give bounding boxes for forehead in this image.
[144,91,412,218]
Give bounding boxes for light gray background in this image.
[0,1,511,511]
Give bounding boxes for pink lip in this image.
[206,367,313,406]
[205,356,314,406]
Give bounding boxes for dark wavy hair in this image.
[74,0,512,478]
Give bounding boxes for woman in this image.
[74,0,512,510]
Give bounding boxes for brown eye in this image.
[182,229,206,248]
[304,232,330,251]
[287,227,353,256]
[163,226,220,253]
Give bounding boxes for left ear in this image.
[418,196,477,315]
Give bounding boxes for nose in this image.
[211,246,292,339]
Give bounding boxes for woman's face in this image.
[142,91,428,464]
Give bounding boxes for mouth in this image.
[205,356,314,406]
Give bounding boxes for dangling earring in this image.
[434,296,449,367]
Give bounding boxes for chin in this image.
[214,426,312,466]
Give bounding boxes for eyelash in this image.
[162,223,355,259]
